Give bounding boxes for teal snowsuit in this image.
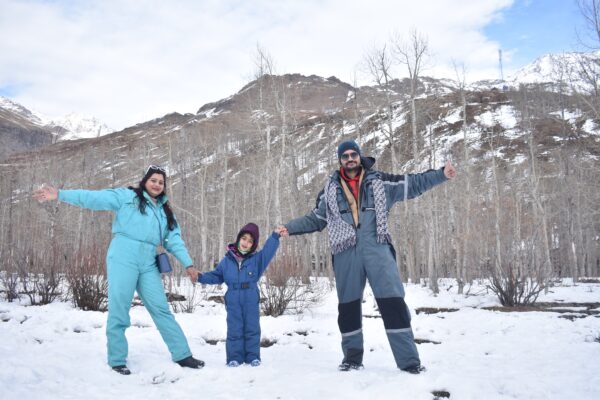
[58,188,194,367]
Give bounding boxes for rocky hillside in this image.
[1,52,599,282]
[0,97,113,160]
[0,97,56,161]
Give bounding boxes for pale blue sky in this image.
[0,0,590,129]
[484,0,583,78]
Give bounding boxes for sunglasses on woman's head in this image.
[146,165,166,174]
[341,151,359,161]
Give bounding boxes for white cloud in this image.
[0,0,514,129]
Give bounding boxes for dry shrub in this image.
[0,266,20,302]
[260,255,330,317]
[486,260,545,307]
[65,245,108,311]
[16,249,64,305]
[165,275,200,314]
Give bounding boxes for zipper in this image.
[336,179,362,230]
[237,258,245,301]
[356,177,369,230]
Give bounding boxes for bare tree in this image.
[392,29,430,164]
[217,152,228,263]
[350,70,363,142]
[576,0,600,49]
[252,44,276,230]
[363,43,400,166]
[454,61,472,294]
[519,86,554,289]
[572,1,600,118]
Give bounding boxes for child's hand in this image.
[275,225,289,237]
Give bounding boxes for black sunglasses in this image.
[340,151,359,161]
[146,165,166,174]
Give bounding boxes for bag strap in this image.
[149,205,165,247]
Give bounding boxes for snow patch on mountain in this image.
[47,113,113,140]
[0,96,44,125]
[508,51,600,94]
[582,119,598,136]
[476,105,518,129]
[509,52,599,83]
[0,97,113,140]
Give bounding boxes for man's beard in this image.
[343,163,361,175]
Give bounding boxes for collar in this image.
[227,243,254,260]
[143,190,168,206]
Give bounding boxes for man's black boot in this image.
[400,365,426,374]
[338,361,364,371]
[176,356,205,369]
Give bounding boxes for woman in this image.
[33,165,203,375]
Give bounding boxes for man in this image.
[278,140,456,373]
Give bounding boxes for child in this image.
[198,223,281,367]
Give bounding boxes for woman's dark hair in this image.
[128,167,177,230]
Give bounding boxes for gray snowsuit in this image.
[285,156,447,369]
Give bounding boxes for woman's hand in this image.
[186,266,199,283]
[33,185,58,203]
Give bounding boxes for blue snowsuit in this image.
[58,188,194,367]
[285,157,448,369]
[199,232,280,364]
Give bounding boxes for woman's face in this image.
[144,173,165,198]
[238,233,254,252]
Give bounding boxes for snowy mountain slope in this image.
[509,51,600,85]
[46,113,113,140]
[468,51,600,93]
[0,97,55,160]
[0,96,45,126]
[0,96,113,143]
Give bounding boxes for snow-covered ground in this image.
[1,279,599,400]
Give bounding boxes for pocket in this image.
[362,183,375,209]
[335,190,350,213]
[122,201,140,216]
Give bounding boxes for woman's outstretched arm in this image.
[34,185,126,211]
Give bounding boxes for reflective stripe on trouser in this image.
[106,237,191,367]
[333,242,420,369]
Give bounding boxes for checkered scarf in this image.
[325,176,390,255]
[371,178,392,245]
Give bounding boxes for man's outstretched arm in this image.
[282,188,328,236]
[382,160,456,205]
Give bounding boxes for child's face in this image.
[238,233,254,252]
